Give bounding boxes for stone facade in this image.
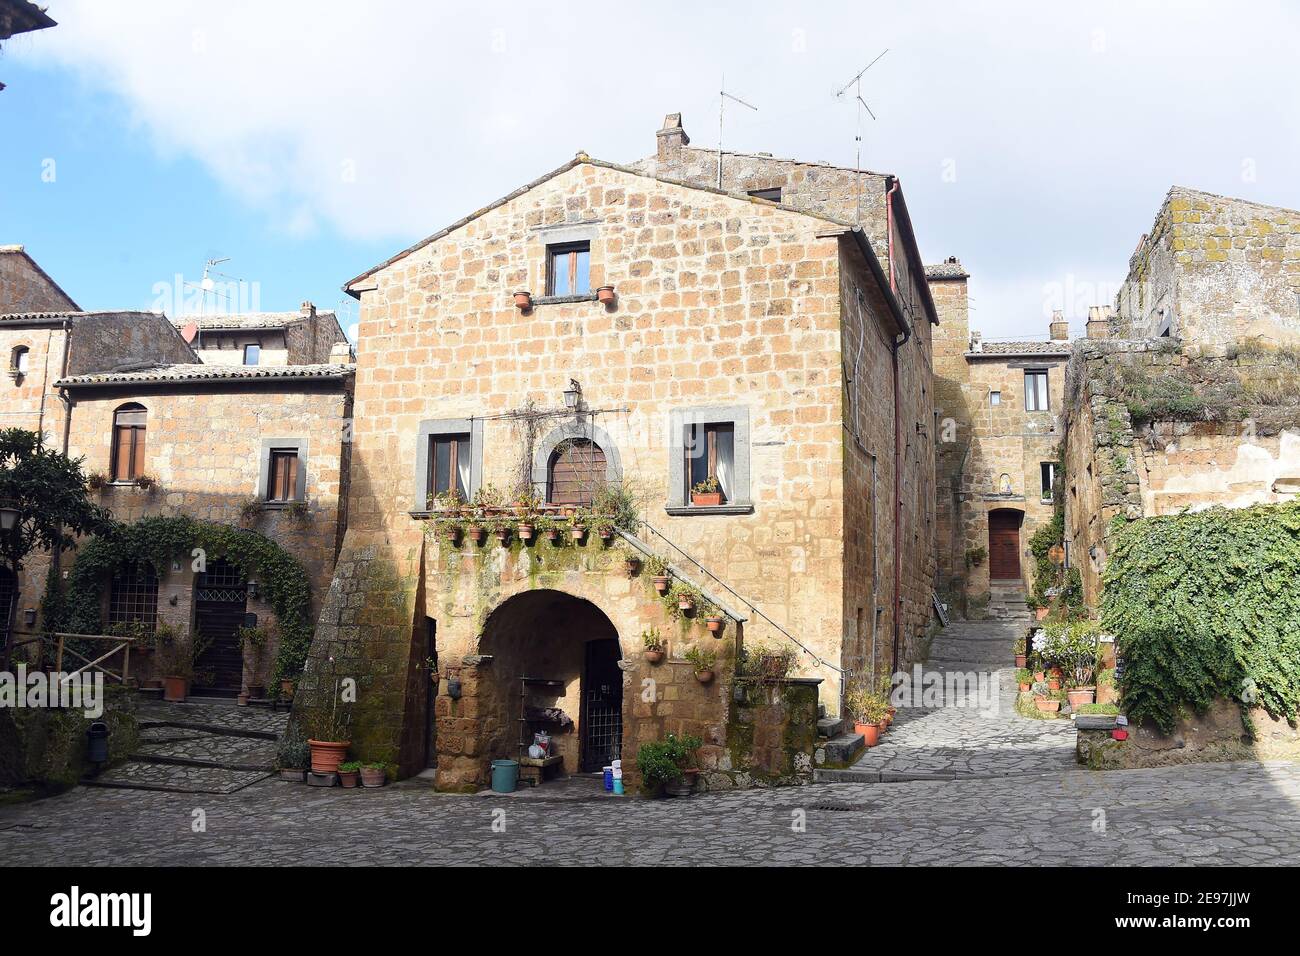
[930,259,1068,609]
[0,245,78,314]
[178,303,351,367]
[1115,186,1300,350]
[299,121,938,788]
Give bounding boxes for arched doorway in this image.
[477,589,623,776]
[988,509,1025,581]
[547,438,606,507]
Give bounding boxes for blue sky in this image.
[2,1,1298,341]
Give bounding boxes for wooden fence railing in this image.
[7,631,136,685]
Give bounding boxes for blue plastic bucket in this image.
[603,766,614,791]
[491,759,519,793]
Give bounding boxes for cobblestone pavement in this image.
[847,618,1076,780]
[2,761,1298,865]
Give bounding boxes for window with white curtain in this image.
[1025,369,1050,411]
[686,422,735,503]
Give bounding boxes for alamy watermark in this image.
[0,664,104,718]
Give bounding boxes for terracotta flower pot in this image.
[1066,687,1096,708]
[442,525,462,544]
[1034,698,1060,713]
[513,291,532,310]
[705,616,724,634]
[545,529,561,543]
[162,676,188,702]
[644,649,664,664]
[308,740,351,774]
[691,492,722,507]
[494,527,511,545]
[876,720,888,736]
[467,525,486,545]
[597,285,616,304]
[1035,607,1050,621]
[1019,682,1031,693]
[1033,671,1045,683]
[653,575,670,595]
[517,523,535,542]
[678,598,695,614]
[694,670,714,684]
[570,525,587,541]
[338,770,360,789]
[855,722,880,747]
[360,767,386,788]
[1048,679,1061,692]
[1014,654,1027,668]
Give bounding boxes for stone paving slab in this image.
[85,762,273,795]
[137,699,289,738]
[135,729,277,770]
[4,761,1299,865]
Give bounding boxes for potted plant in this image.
[644,553,670,594]
[635,733,702,798]
[156,623,193,702]
[360,762,387,788]
[684,645,717,684]
[490,516,512,545]
[844,686,889,746]
[536,514,562,544]
[135,474,157,491]
[513,484,541,542]
[338,760,362,788]
[746,642,796,680]
[690,475,723,507]
[703,607,725,634]
[87,472,107,491]
[671,582,699,616]
[1015,668,1033,693]
[513,290,532,310]
[238,623,269,699]
[239,499,262,526]
[596,519,616,543]
[568,508,589,542]
[305,682,352,774]
[284,500,310,522]
[1066,686,1095,708]
[618,545,641,577]
[642,627,666,664]
[1034,696,1061,713]
[596,285,616,304]
[276,728,310,782]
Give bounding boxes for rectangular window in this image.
[685,422,735,504]
[748,187,782,202]
[267,449,301,502]
[1040,462,1056,501]
[243,344,261,366]
[429,433,471,502]
[989,390,1001,406]
[1025,370,1049,411]
[546,242,590,296]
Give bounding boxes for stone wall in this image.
[1115,187,1300,350]
[0,247,78,314]
[1077,701,1300,770]
[0,685,138,788]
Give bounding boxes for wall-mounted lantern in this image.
[563,378,583,412]
[0,500,19,532]
[247,579,260,599]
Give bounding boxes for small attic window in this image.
[748,187,782,203]
[546,242,590,296]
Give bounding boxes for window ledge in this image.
[261,500,305,510]
[531,293,599,306]
[664,503,755,516]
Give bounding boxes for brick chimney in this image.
[656,113,690,179]
[1049,310,1069,341]
[300,300,316,320]
[1086,305,1112,340]
[969,330,983,352]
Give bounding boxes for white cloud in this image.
[18,0,1300,337]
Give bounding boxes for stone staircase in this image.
[986,582,1033,625]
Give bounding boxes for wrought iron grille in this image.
[583,690,622,771]
[108,561,158,633]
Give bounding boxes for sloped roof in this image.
[173,311,339,332]
[57,363,354,388]
[968,340,1072,357]
[925,260,969,280]
[0,309,153,325]
[0,244,81,311]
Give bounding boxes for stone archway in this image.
[475,589,624,778]
[531,421,623,506]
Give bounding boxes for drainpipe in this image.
[50,321,74,618]
[886,178,909,677]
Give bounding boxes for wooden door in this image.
[988,510,1022,580]
[548,439,606,507]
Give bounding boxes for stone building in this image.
[929,257,1069,614]
[0,254,356,696]
[295,113,939,790]
[1113,186,1300,350]
[176,304,352,367]
[1063,187,1300,608]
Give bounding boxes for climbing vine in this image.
[1100,501,1300,734]
[44,515,314,685]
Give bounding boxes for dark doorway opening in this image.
[988,509,1024,580]
[194,558,248,695]
[581,638,623,772]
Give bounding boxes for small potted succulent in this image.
[690,476,723,507]
[360,762,387,788]
[338,760,362,788]
[514,485,541,542]
[491,517,512,546]
[642,627,666,664]
[644,553,670,594]
[684,645,716,684]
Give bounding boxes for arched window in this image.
[111,403,147,482]
[9,346,29,378]
[547,438,607,507]
[108,560,158,633]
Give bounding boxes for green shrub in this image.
[1101,502,1300,734]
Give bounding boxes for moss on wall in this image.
[0,685,138,787]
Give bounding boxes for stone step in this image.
[84,761,272,795]
[819,732,865,766]
[817,716,845,738]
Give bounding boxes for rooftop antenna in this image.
[718,74,759,189]
[182,256,233,312]
[835,48,888,224]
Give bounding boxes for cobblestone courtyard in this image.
[3,761,1299,866]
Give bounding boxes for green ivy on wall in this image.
[44,515,314,685]
[1101,501,1300,734]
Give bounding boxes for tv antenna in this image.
[835,48,888,224]
[182,256,234,312]
[717,75,758,188]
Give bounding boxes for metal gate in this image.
[580,638,623,773]
[194,559,247,694]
